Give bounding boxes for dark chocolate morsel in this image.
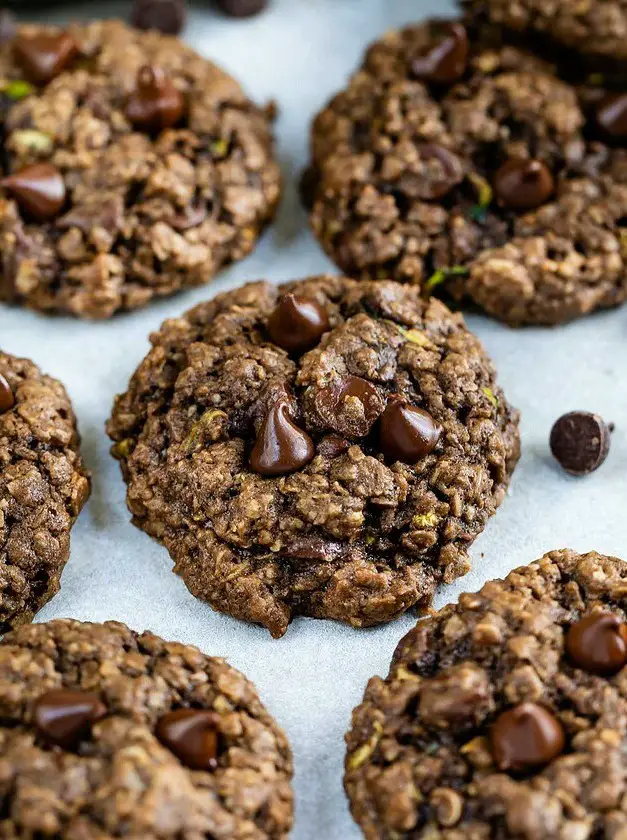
[216,0,268,17]
[317,434,350,458]
[493,158,554,211]
[490,703,566,772]
[125,65,185,133]
[13,31,78,85]
[2,163,66,221]
[33,689,107,749]
[156,709,220,771]
[131,0,187,35]
[566,612,627,675]
[549,411,611,476]
[0,373,14,414]
[410,21,468,86]
[596,94,627,139]
[267,293,330,354]
[250,400,315,476]
[315,376,384,439]
[379,399,441,464]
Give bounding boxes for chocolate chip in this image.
[412,144,464,200]
[267,293,330,355]
[379,399,442,464]
[167,203,207,231]
[490,703,566,773]
[0,373,14,414]
[410,21,468,86]
[2,163,66,221]
[317,434,350,458]
[596,93,627,139]
[156,709,220,771]
[493,158,554,211]
[13,31,78,85]
[250,400,314,476]
[281,536,345,563]
[566,613,627,675]
[57,197,123,233]
[33,689,107,749]
[125,65,185,133]
[0,10,16,45]
[549,411,611,476]
[315,376,384,439]
[216,0,268,17]
[131,0,187,35]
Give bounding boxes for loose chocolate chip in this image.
[379,399,442,464]
[13,31,78,85]
[410,21,468,86]
[267,293,330,355]
[317,434,350,458]
[125,65,185,133]
[216,0,268,17]
[250,400,314,476]
[33,689,107,749]
[549,411,611,476]
[2,163,66,221]
[156,709,220,771]
[0,10,16,44]
[316,376,384,439]
[596,93,627,139]
[493,158,554,211]
[490,703,566,773]
[0,373,14,413]
[566,613,627,675]
[131,0,187,35]
[413,144,464,200]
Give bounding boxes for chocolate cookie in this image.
[0,618,293,838]
[0,351,89,631]
[345,548,627,839]
[0,20,280,318]
[107,276,520,637]
[307,20,627,326]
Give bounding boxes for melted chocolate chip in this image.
[281,536,345,563]
[156,709,220,771]
[596,94,627,139]
[267,293,330,355]
[566,613,627,675]
[0,373,14,414]
[493,158,554,211]
[216,0,268,17]
[410,21,468,86]
[316,376,384,439]
[131,0,187,35]
[317,434,350,458]
[33,689,107,749]
[413,143,464,200]
[168,203,208,231]
[125,65,185,133]
[2,163,66,221]
[250,400,314,476]
[549,411,611,476]
[379,399,441,464]
[490,703,566,773]
[13,31,78,85]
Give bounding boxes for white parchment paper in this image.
[5,1,627,836]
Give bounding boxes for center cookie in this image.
[107,276,520,637]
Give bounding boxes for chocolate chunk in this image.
[2,163,66,221]
[281,536,344,563]
[412,144,464,200]
[316,376,384,439]
[216,0,268,17]
[131,0,187,35]
[125,65,185,133]
[317,434,350,458]
[13,31,78,85]
[566,613,627,675]
[0,373,14,414]
[596,94,627,139]
[156,709,220,771]
[410,21,468,86]
[250,400,314,476]
[0,10,16,45]
[33,689,107,749]
[379,399,441,464]
[490,703,566,773]
[267,293,330,355]
[493,158,554,211]
[549,411,611,476]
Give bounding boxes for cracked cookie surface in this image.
[107,276,519,637]
[0,618,293,838]
[0,351,89,631]
[0,20,280,318]
[345,548,627,840]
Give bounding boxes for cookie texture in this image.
[0,351,89,631]
[307,20,627,325]
[0,618,293,838]
[0,20,280,318]
[107,276,520,637]
[345,549,627,839]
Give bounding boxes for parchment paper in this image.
[5,1,627,836]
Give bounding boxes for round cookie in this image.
[0,20,280,318]
[307,19,627,326]
[107,276,520,637]
[345,548,627,839]
[0,351,89,631]
[0,618,293,838]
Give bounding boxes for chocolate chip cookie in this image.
[345,548,627,839]
[0,352,89,631]
[0,618,293,838]
[0,20,280,318]
[307,19,627,325]
[107,276,520,637]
